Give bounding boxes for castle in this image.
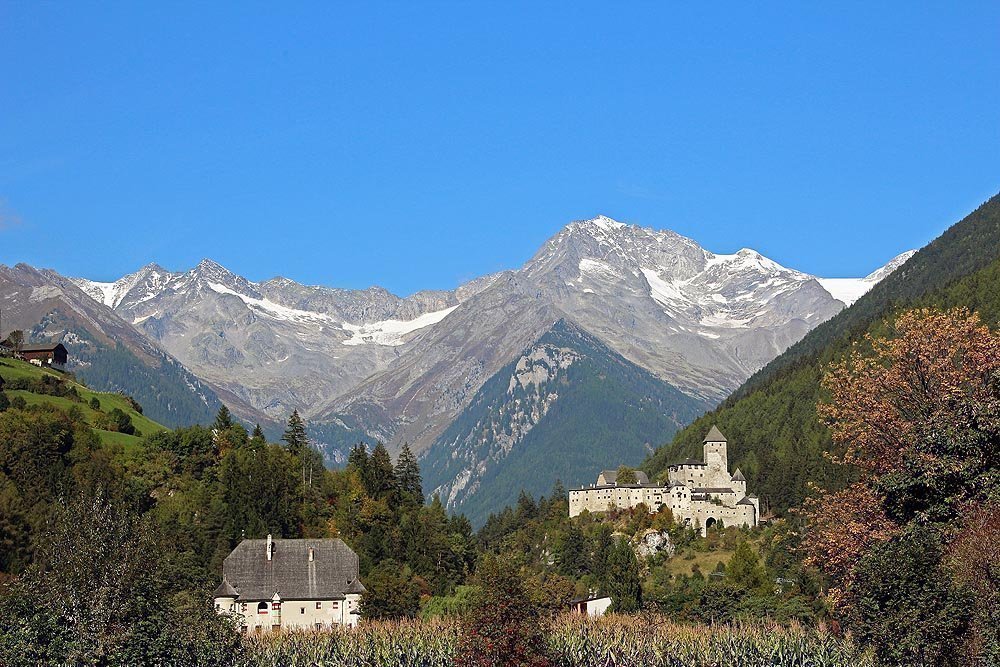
[568,426,759,535]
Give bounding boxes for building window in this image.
[315,623,322,630]
[272,602,281,610]
[316,601,322,609]
[242,603,247,612]
[332,601,339,609]
[258,602,269,614]
[300,607,305,614]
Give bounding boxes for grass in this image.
[0,358,167,448]
[665,547,735,578]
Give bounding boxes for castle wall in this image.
[569,427,758,534]
[568,485,667,518]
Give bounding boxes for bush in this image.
[455,555,550,667]
[847,525,971,667]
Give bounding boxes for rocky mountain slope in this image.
[0,263,220,427]
[421,319,712,523]
[63,216,910,470]
[71,260,504,427]
[318,217,906,456]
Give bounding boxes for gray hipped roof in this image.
[737,497,756,506]
[704,425,727,442]
[221,538,365,601]
[732,468,746,482]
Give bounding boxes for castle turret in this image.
[731,467,747,497]
[213,577,238,614]
[703,425,728,484]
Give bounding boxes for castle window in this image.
[257,602,269,614]
[316,601,322,609]
[300,607,305,614]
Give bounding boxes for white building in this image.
[570,594,613,617]
[568,426,759,535]
[213,535,366,632]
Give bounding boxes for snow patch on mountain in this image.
[341,305,458,346]
[817,249,917,306]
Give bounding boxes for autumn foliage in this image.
[454,555,550,667]
[803,308,1000,665]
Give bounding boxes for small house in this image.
[570,594,613,617]
[20,343,68,368]
[214,535,366,633]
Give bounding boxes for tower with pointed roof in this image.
[703,424,729,487]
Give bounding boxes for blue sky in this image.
[1,3,997,295]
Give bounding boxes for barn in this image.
[20,343,69,367]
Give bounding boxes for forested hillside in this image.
[422,320,711,525]
[644,193,1000,511]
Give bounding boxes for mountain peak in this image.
[579,214,628,230]
[864,249,917,283]
[194,258,227,273]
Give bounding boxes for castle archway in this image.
[705,517,717,531]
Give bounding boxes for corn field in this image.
[238,615,873,667]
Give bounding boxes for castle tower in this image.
[731,467,747,498]
[703,425,728,482]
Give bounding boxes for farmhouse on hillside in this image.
[568,426,760,535]
[19,343,68,368]
[213,535,366,632]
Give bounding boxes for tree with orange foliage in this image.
[803,308,1000,666]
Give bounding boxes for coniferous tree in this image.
[606,538,642,613]
[281,410,308,458]
[368,442,396,499]
[394,443,422,500]
[347,442,370,480]
[726,540,768,591]
[251,423,264,441]
[557,524,587,577]
[514,491,537,525]
[213,405,233,432]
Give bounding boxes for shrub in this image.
[455,555,550,667]
[848,525,971,667]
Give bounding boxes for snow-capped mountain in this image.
[70,260,502,424]
[817,249,918,306]
[66,216,912,464]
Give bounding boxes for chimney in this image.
[308,547,314,562]
[266,534,272,561]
